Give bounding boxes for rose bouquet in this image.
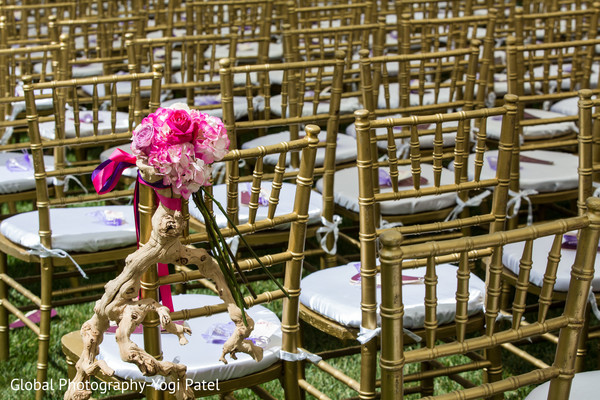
[128,103,285,322]
[130,103,229,199]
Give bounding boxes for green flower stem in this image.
[200,187,289,298]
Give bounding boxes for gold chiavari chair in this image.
[62,125,320,399]
[488,3,600,107]
[0,66,162,400]
[501,36,600,227]
[496,89,600,375]
[185,0,278,64]
[281,18,383,122]
[48,14,146,81]
[192,54,352,270]
[377,195,600,400]
[0,39,69,218]
[283,0,373,29]
[297,98,517,399]
[340,43,481,227]
[0,0,75,46]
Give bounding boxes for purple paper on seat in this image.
[87,210,126,226]
[201,321,270,347]
[5,150,32,172]
[487,154,553,171]
[196,95,222,106]
[240,183,269,207]
[561,233,600,251]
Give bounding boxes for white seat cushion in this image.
[299,262,486,329]
[524,371,600,399]
[188,182,323,229]
[502,235,600,292]
[316,165,457,215]
[241,131,356,167]
[268,94,362,117]
[170,70,284,87]
[0,152,54,194]
[550,96,578,116]
[0,205,137,253]
[99,294,282,383]
[486,108,578,140]
[38,110,131,140]
[460,149,579,193]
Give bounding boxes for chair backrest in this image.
[125,32,238,112]
[282,21,382,108]
[577,89,600,215]
[283,0,373,29]
[185,0,273,64]
[0,1,75,45]
[377,196,600,399]
[218,54,346,231]
[515,4,600,45]
[50,15,146,78]
[22,65,162,205]
[360,41,481,120]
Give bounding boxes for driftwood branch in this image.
[65,200,260,400]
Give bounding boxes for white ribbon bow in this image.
[225,236,240,257]
[315,215,342,255]
[54,174,89,194]
[357,325,421,344]
[357,326,381,344]
[588,288,600,321]
[279,349,322,364]
[445,190,492,222]
[507,189,538,226]
[592,182,600,198]
[29,244,88,279]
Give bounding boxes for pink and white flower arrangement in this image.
[130,103,229,199]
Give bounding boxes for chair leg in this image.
[420,361,434,396]
[575,306,592,372]
[0,252,8,361]
[35,259,53,400]
[483,346,504,400]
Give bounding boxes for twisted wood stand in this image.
[64,204,262,400]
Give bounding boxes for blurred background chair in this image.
[377,195,600,399]
[62,125,320,399]
[297,97,518,399]
[0,66,162,400]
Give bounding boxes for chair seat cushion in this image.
[99,294,282,383]
[0,205,137,253]
[39,110,131,140]
[316,165,457,215]
[502,235,600,292]
[299,262,486,329]
[524,370,600,399]
[0,152,54,194]
[188,182,323,229]
[241,130,357,167]
[486,108,578,140]
[268,94,362,117]
[550,97,578,116]
[461,149,579,193]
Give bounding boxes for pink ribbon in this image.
[92,148,175,312]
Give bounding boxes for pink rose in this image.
[164,109,198,144]
[131,122,155,156]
